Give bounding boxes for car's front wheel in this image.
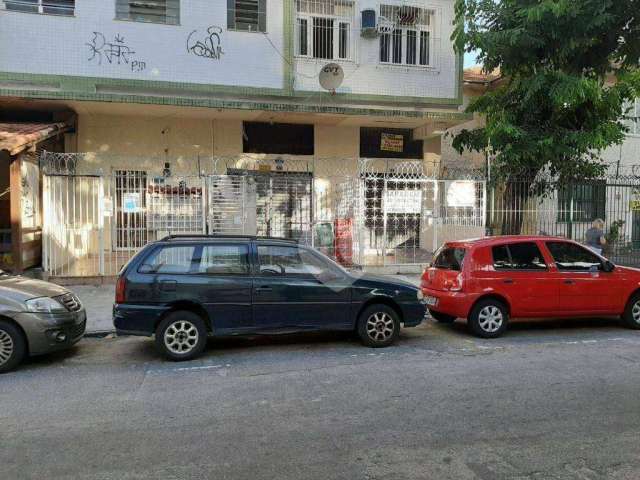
[622,293,640,330]
[468,299,509,339]
[155,311,208,361]
[0,320,27,374]
[429,310,456,324]
[357,304,400,348]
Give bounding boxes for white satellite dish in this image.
[319,63,344,92]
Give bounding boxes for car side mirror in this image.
[602,261,615,273]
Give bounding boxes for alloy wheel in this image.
[366,312,395,342]
[164,320,199,355]
[478,306,503,333]
[0,329,14,366]
[632,301,640,324]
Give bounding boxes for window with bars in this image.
[295,0,354,60]
[4,0,74,15]
[227,0,267,32]
[624,98,640,136]
[379,4,433,67]
[115,0,179,25]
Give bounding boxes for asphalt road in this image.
[2,318,640,480]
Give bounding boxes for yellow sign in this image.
[381,133,404,153]
[258,164,272,172]
[630,200,640,211]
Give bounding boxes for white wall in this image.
[0,0,458,100]
[0,0,285,89]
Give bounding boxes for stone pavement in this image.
[67,275,422,334]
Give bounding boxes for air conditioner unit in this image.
[361,9,378,38]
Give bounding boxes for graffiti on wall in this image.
[86,32,148,72]
[187,26,225,60]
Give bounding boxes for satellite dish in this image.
[319,63,344,92]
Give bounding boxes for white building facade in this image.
[1,0,480,276]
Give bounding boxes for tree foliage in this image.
[452,0,640,180]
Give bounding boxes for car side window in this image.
[492,242,547,270]
[546,242,602,271]
[197,244,249,275]
[257,245,335,276]
[139,245,197,274]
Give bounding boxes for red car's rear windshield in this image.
[433,247,466,271]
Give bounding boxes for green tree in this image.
[452,0,640,234]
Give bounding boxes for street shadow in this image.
[18,345,82,371]
[442,316,625,339]
[206,330,359,353]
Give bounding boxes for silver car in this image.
[0,270,86,373]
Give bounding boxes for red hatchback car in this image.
[421,236,640,338]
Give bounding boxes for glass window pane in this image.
[506,242,547,270]
[141,246,196,274]
[433,247,466,271]
[5,0,38,13]
[313,17,334,59]
[492,245,511,270]
[258,245,339,276]
[546,242,602,271]
[297,18,308,55]
[380,33,390,62]
[406,30,416,65]
[392,29,402,64]
[199,245,249,275]
[419,31,430,65]
[338,22,349,59]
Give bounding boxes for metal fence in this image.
[40,152,486,277]
[486,173,640,266]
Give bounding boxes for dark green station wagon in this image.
[114,236,425,361]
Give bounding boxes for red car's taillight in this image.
[449,273,464,292]
[115,275,126,303]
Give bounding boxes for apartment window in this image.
[5,0,74,15]
[115,0,180,25]
[624,98,640,136]
[557,181,606,223]
[227,0,266,32]
[379,5,433,67]
[296,0,354,60]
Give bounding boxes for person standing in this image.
[585,219,606,255]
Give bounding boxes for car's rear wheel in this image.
[468,299,509,339]
[155,311,208,361]
[357,304,400,348]
[622,293,640,330]
[429,310,456,324]
[0,320,26,374]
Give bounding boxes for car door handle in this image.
[563,280,575,285]
[255,286,273,293]
[503,279,514,284]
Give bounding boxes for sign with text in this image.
[384,189,422,214]
[380,133,404,153]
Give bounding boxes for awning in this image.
[0,122,71,156]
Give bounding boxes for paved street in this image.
[3,318,640,480]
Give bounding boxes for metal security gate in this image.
[359,159,486,266]
[41,152,487,278]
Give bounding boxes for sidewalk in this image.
[69,275,422,334]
